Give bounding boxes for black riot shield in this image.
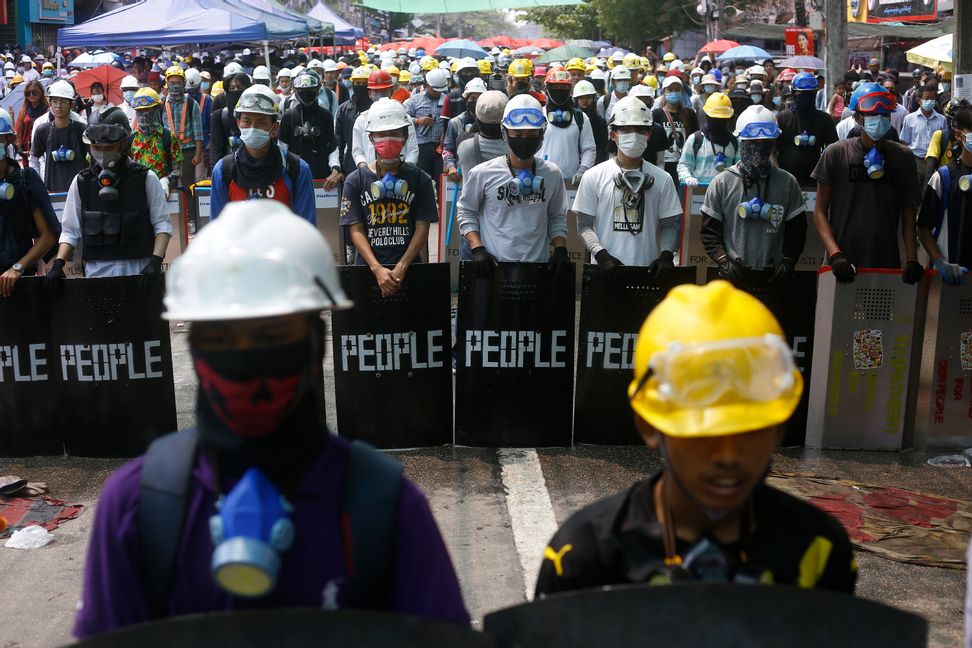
[574,265,696,445]
[331,263,453,448]
[456,262,575,447]
[484,584,926,648]
[51,276,176,457]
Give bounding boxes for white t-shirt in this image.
[572,158,682,266]
[538,107,596,179]
[350,110,419,167]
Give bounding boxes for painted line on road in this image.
[498,448,558,601]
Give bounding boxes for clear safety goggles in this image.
[633,334,796,408]
[236,93,278,115]
[293,74,319,89]
[737,121,781,140]
[503,107,545,128]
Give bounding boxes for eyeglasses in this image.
[503,107,545,128]
[737,121,781,139]
[24,91,39,97]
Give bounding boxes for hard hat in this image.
[848,81,894,114]
[185,68,202,89]
[572,80,596,99]
[642,74,658,89]
[425,68,450,92]
[399,70,411,83]
[627,281,802,438]
[640,56,650,68]
[457,57,479,73]
[0,108,13,136]
[234,84,280,118]
[655,63,668,73]
[223,61,244,79]
[366,97,411,132]
[277,67,292,79]
[164,200,350,321]
[566,57,586,72]
[629,84,656,100]
[703,92,733,119]
[476,90,508,124]
[611,51,625,64]
[350,65,371,81]
[385,64,400,77]
[611,66,631,81]
[544,67,571,86]
[589,68,607,82]
[478,59,493,75]
[419,55,437,71]
[671,60,685,72]
[367,69,393,90]
[502,93,545,131]
[734,105,780,139]
[20,54,30,63]
[9,74,22,85]
[501,48,511,56]
[609,95,653,127]
[291,64,305,76]
[307,59,324,71]
[165,65,186,81]
[42,61,54,70]
[120,74,139,90]
[131,87,162,111]
[323,59,338,72]
[747,64,765,77]
[253,65,271,81]
[47,79,76,100]
[690,67,705,78]
[462,77,487,97]
[663,52,676,62]
[2,61,13,71]
[622,53,641,70]
[508,58,534,79]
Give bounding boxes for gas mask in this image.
[96,167,121,201]
[51,145,76,162]
[511,168,543,196]
[864,146,885,179]
[371,171,408,199]
[793,131,816,146]
[294,121,320,138]
[736,196,774,219]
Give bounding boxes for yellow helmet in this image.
[566,57,586,72]
[211,80,224,97]
[703,92,733,119]
[398,69,411,83]
[165,65,186,81]
[642,74,658,89]
[628,281,802,438]
[420,55,437,71]
[350,65,371,81]
[450,59,460,73]
[478,59,492,75]
[663,52,676,62]
[508,58,534,79]
[501,48,511,56]
[385,65,400,77]
[622,53,641,70]
[131,87,162,110]
[640,56,650,69]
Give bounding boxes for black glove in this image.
[548,245,570,277]
[716,256,747,284]
[140,254,164,275]
[594,249,623,278]
[648,250,674,281]
[44,258,66,296]
[469,246,498,279]
[829,252,856,283]
[902,260,924,285]
[770,257,796,285]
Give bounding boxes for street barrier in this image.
[704,268,817,447]
[0,276,176,457]
[483,584,927,647]
[574,265,696,445]
[312,180,344,265]
[331,264,453,448]
[456,262,576,446]
[191,184,211,231]
[807,269,928,450]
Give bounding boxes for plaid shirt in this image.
[164,96,203,149]
[130,127,184,179]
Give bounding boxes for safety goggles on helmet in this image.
[236,92,278,116]
[503,107,545,128]
[736,121,781,140]
[83,123,130,144]
[293,74,319,89]
[130,94,160,110]
[855,90,896,115]
[631,334,796,409]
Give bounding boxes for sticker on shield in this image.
[853,328,883,370]
[961,331,972,371]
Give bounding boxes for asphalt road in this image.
[1,323,971,647]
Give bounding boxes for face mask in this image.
[794,92,815,113]
[703,84,716,94]
[225,89,243,110]
[862,115,891,141]
[342,79,352,89]
[43,70,52,78]
[921,99,936,112]
[91,149,122,169]
[614,81,630,94]
[963,136,972,155]
[136,110,161,132]
[616,131,648,158]
[239,127,271,149]
[507,134,543,160]
[201,81,210,92]
[750,94,762,104]
[123,90,136,103]
[479,121,502,138]
[739,140,774,179]
[772,96,782,107]
[692,76,702,86]
[665,92,682,105]
[168,83,185,97]
[547,87,570,105]
[373,135,405,160]
[91,93,104,103]
[297,88,318,106]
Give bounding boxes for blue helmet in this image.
[712,68,723,83]
[791,71,817,92]
[848,82,885,112]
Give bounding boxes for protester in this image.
[572,80,608,165]
[210,70,252,164]
[335,66,373,176]
[442,77,485,182]
[352,76,419,169]
[775,72,839,187]
[900,83,947,190]
[599,66,630,122]
[128,88,182,196]
[278,70,341,186]
[31,80,88,192]
[539,67,595,185]
[678,92,738,186]
[163,65,203,187]
[654,75,698,188]
[405,67,448,180]
[15,79,46,168]
[186,68,213,178]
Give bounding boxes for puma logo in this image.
[544,544,573,577]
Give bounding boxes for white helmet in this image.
[234,84,280,118]
[629,84,656,99]
[462,77,487,97]
[223,61,244,78]
[366,98,411,132]
[47,80,75,100]
[502,93,545,131]
[185,68,202,90]
[589,68,606,81]
[747,64,766,77]
[120,74,139,90]
[323,59,338,72]
[611,66,631,81]
[458,57,479,73]
[164,200,350,321]
[572,80,596,98]
[609,95,653,127]
[253,65,271,81]
[277,67,292,79]
[733,105,780,140]
[425,68,450,92]
[306,59,324,71]
[2,61,12,71]
[438,60,450,70]
[291,64,305,77]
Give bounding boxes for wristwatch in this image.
[11,262,23,273]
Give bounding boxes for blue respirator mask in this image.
[228,134,242,150]
[370,171,408,199]
[547,109,573,125]
[0,181,13,200]
[209,467,295,598]
[52,145,76,162]
[714,151,727,172]
[864,146,885,179]
[793,131,816,147]
[736,196,773,220]
[513,168,544,196]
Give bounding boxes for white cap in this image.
[662,75,682,89]
[120,74,139,90]
[671,60,685,71]
[572,80,596,98]
[425,68,450,91]
[476,90,508,124]
[748,64,765,76]
[366,98,411,132]
[164,200,350,321]
[611,66,631,81]
[242,48,252,56]
[609,95,653,126]
[462,77,487,97]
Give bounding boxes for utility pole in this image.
[823,0,846,97]
[955,0,971,76]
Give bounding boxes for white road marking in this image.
[498,448,559,601]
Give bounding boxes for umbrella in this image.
[906,34,952,72]
[776,68,797,83]
[72,65,128,105]
[598,46,629,58]
[780,55,825,70]
[478,36,517,48]
[592,40,612,49]
[531,38,564,50]
[0,84,24,121]
[67,50,123,69]
[717,45,772,62]
[409,36,446,53]
[435,39,488,60]
[698,39,740,55]
[536,44,593,64]
[512,45,544,58]
[567,39,595,48]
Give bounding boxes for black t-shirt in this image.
[535,472,858,598]
[279,103,337,180]
[776,109,839,187]
[32,119,87,193]
[918,159,972,268]
[339,161,437,265]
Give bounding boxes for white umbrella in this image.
[906,34,952,72]
[0,84,24,120]
[68,50,123,69]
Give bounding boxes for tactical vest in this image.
[78,162,154,261]
[0,169,36,269]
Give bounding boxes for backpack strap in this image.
[284,151,302,191]
[138,428,199,618]
[220,153,235,189]
[934,165,951,240]
[161,128,173,176]
[340,439,403,608]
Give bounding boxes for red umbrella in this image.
[698,39,740,55]
[776,68,797,83]
[72,65,127,105]
[410,36,446,53]
[531,38,564,50]
[478,35,517,48]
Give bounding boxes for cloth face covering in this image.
[739,140,774,180]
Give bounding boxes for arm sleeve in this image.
[404,124,419,165]
[898,116,913,146]
[546,171,569,242]
[209,160,227,220]
[292,161,317,224]
[334,108,347,151]
[145,171,173,235]
[351,115,367,166]
[898,147,921,208]
[699,175,724,220]
[58,177,83,247]
[677,133,697,182]
[456,168,482,237]
[577,211,603,256]
[578,114,596,173]
[700,215,728,261]
[404,97,417,118]
[278,112,293,148]
[191,100,203,142]
[925,130,942,161]
[659,216,679,253]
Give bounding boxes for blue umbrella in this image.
[717,45,772,62]
[435,39,488,60]
[598,46,628,58]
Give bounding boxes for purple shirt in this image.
[74,434,469,638]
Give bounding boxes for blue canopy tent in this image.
[308,1,363,45]
[239,0,333,35]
